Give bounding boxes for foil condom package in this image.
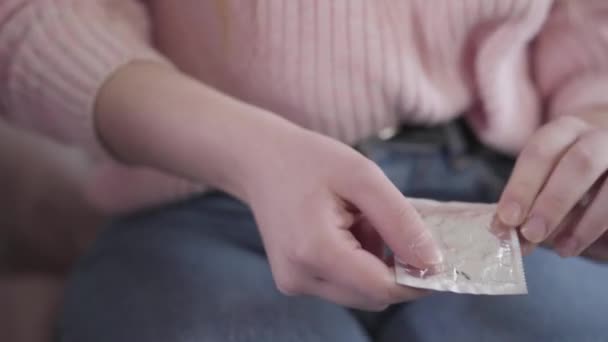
[396,199,527,295]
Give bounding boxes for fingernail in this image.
[521,215,547,244]
[490,215,510,233]
[498,201,522,226]
[414,236,444,266]
[556,239,579,258]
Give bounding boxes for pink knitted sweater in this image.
[1,0,607,212]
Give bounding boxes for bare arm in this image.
[94,62,305,202]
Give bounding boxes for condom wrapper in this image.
[395,199,527,295]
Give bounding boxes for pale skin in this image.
[95,62,443,311]
[3,65,608,342]
[95,62,608,312]
[497,110,608,262]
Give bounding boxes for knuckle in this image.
[288,240,318,266]
[539,192,570,214]
[521,140,553,163]
[505,181,533,202]
[566,142,597,175]
[275,274,303,296]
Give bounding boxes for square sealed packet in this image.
[395,199,528,295]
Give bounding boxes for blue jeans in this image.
[59,125,608,341]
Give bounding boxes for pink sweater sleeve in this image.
[0,0,168,157]
[0,0,205,214]
[457,0,607,154]
[533,0,608,121]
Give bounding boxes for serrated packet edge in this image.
[395,200,528,295]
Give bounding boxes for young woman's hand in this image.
[497,111,608,260]
[94,63,442,310]
[245,129,443,311]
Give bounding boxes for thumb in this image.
[334,164,443,269]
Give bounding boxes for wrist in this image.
[212,108,309,202]
[94,61,306,202]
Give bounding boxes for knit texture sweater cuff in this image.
[1,0,170,159]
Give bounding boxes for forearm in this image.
[95,62,303,201]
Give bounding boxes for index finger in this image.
[497,117,588,227]
[333,163,443,269]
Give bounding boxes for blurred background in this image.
[0,121,101,342]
